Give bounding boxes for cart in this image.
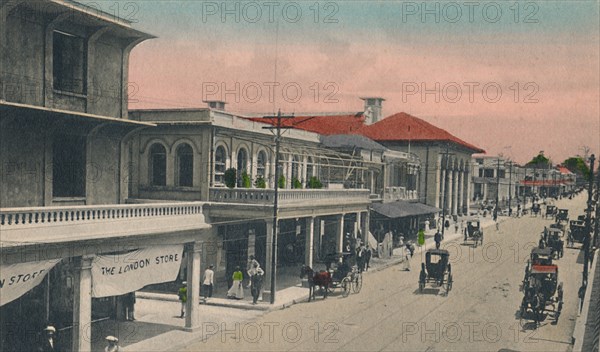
[419,249,452,295]
[520,264,563,327]
[463,217,484,247]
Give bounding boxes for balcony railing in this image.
[209,188,370,205]
[0,202,208,246]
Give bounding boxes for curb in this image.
[573,248,599,351]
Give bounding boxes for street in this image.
[182,194,588,352]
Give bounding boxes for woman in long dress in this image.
[227,266,244,299]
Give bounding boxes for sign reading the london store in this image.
[91,245,184,298]
[0,260,61,306]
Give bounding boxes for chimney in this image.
[360,97,385,125]
[203,100,227,111]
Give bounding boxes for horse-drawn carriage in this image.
[519,263,563,326]
[545,228,564,259]
[556,209,569,224]
[545,205,557,219]
[568,220,587,247]
[463,217,483,247]
[301,261,362,301]
[531,203,541,217]
[419,249,453,294]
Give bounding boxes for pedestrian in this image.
[364,245,372,271]
[227,266,244,299]
[454,221,459,234]
[202,264,214,300]
[248,263,264,304]
[246,255,259,288]
[434,230,442,249]
[125,292,135,321]
[104,336,120,352]
[402,245,411,271]
[178,281,187,318]
[424,220,430,232]
[356,245,365,273]
[578,282,587,313]
[37,325,57,352]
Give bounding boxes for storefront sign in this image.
[91,245,184,298]
[0,260,60,306]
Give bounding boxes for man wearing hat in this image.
[178,281,187,318]
[105,336,120,352]
[38,325,56,352]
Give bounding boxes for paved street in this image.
[182,194,588,352]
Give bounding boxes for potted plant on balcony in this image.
[254,176,266,189]
[292,177,302,189]
[241,171,251,188]
[224,168,237,188]
[278,175,286,189]
[307,176,323,189]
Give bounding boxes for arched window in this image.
[257,150,267,178]
[306,157,314,179]
[149,143,167,186]
[214,145,227,185]
[176,143,194,187]
[291,156,300,181]
[237,148,248,186]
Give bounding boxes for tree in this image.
[563,156,591,181]
[526,151,551,168]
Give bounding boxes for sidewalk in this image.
[97,215,507,352]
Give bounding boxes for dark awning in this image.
[371,201,440,218]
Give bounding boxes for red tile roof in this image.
[246,113,366,135]
[246,111,484,153]
[356,112,485,153]
[557,166,574,175]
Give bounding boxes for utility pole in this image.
[494,157,501,221]
[441,144,452,240]
[594,168,600,248]
[262,109,293,304]
[584,154,595,283]
[508,161,513,216]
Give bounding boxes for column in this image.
[457,171,464,215]
[451,170,458,215]
[305,217,315,268]
[464,171,471,212]
[264,220,274,294]
[439,167,446,209]
[363,211,370,245]
[72,256,94,352]
[185,242,202,330]
[355,212,362,242]
[247,229,256,259]
[336,214,345,257]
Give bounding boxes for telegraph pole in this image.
[583,154,595,283]
[440,144,453,239]
[494,157,501,221]
[594,168,600,248]
[262,109,294,304]
[508,161,513,216]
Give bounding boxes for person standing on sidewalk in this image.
[227,267,244,299]
[178,281,187,318]
[202,265,214,301]
[364,246,372,271]
[402,245,411,271]
[248,263,264,304]
[125,292,135,321]
[434,230,442,249]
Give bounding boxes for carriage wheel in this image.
[446,274,453,293]
[342,278,351,297]
[419,281,425,292]
[353,273,362,293]
[473,240,478,248]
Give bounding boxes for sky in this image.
[83,0,599,164]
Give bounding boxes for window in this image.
[478,169,484,178]
[257,151,267,178]
[237,148,248,186]
[291,156,300,181]
[53,135,86,197]
[498,169,506,179]
[53,31,86,94]
[149,144,167,186]
[214,146,227,185]
[306,157,314,179]
[484,169,494,178]
[176,144,193,187]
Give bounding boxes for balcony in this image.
[0,202,208,247]
[381,187,418,202]
[208,188,370,206]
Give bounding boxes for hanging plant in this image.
[224,168,237,188]
[241,171,251,188]
[254,176,267,189]
[278,175,286,189]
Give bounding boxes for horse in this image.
[300,265,331,302]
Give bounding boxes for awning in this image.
[371,201,440,218]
